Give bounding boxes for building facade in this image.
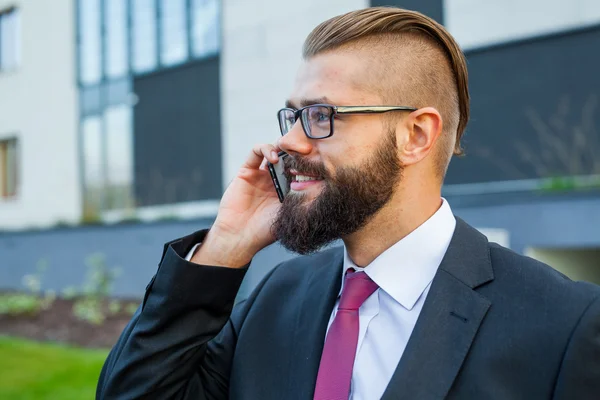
[0,0,80,229]
[1,0,599,294]
[77,0,222,223]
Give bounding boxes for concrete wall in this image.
[0,0,80,229]
[2,191,599,299]
[220,0,368,187]
[3,192,598,300]
[445,0,600,49]
[451,192,600,254]
[0,219,297,301]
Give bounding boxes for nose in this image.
[278,119,314,156]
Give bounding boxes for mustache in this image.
[284,156,330,179]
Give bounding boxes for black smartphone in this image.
[267,151,290,202]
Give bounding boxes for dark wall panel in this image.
[446,26,600,184]
[370,0,444,24]
[133,57,222,206]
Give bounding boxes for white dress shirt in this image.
[328,199,456,400]
[187,198,456,399]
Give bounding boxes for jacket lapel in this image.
[290,248,344,399]
[382,218,494,400]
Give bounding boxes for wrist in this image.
[190,227,258,268]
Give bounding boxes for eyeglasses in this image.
[277,103,417,139]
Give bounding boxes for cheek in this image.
[315,119,385,170]
[313,138,351,173]
[316,142,368,176]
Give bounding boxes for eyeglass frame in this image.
[277,103,418,139]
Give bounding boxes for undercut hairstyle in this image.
[303,7,469,177]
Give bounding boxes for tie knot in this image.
[338,270,379,311]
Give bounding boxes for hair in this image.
[302,7,469,177]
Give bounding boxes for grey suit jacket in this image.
[97,217,600,399]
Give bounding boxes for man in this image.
[97,7,600,400]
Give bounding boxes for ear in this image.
[398,107,443,166]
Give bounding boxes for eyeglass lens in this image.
[279,106,333,138]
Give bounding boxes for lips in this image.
[289,169,324,191]
[289,169,323,182]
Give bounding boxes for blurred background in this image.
[0,0,599,398]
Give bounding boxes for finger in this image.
[259,158,269,171]
[243,143,281,169]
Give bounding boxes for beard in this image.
[272,129,403,255]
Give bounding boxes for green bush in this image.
[0,259,55,317]
[71,253,122,325]
[1,253,138,325]
[0,293,45,316]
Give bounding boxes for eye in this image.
[316,111,329,121]
[309,106,331,124]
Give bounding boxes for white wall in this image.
[445,0,600,50]
[220,0,368,186]
[0,0,80,229]
[477,228,510,248]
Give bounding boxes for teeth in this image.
[295,175,321,182]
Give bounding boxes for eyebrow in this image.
[285,97,331,109]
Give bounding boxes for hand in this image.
[191,143,283,268]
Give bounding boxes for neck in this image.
[342,186,443,267]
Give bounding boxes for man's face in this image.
[273,50,404,254]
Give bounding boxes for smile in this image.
[294,174,324,182]
[290,170,324,191]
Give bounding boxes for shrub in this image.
[0,259,55,316]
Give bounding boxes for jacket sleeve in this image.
[96,229,277,400]
[552,285,600,400]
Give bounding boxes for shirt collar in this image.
[340,198,456,311]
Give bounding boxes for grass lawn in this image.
[0,336,109,400]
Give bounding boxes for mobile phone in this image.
[267,151,290,202]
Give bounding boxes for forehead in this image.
[288,51,381,107]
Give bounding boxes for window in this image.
[0,138,18,198]
[191,0,219,57]
[82,116,104,210]
[0,7,21,71]
[132,0,158,73]
[77,0,221,79]
[104,105,134,209]
[78,0,102,85]
[160,0,188,66]
[104,0,128,78]
[82,106,134,211]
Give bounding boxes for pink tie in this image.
[313,270,379,400]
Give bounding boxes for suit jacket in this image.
[96,218,600,399]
